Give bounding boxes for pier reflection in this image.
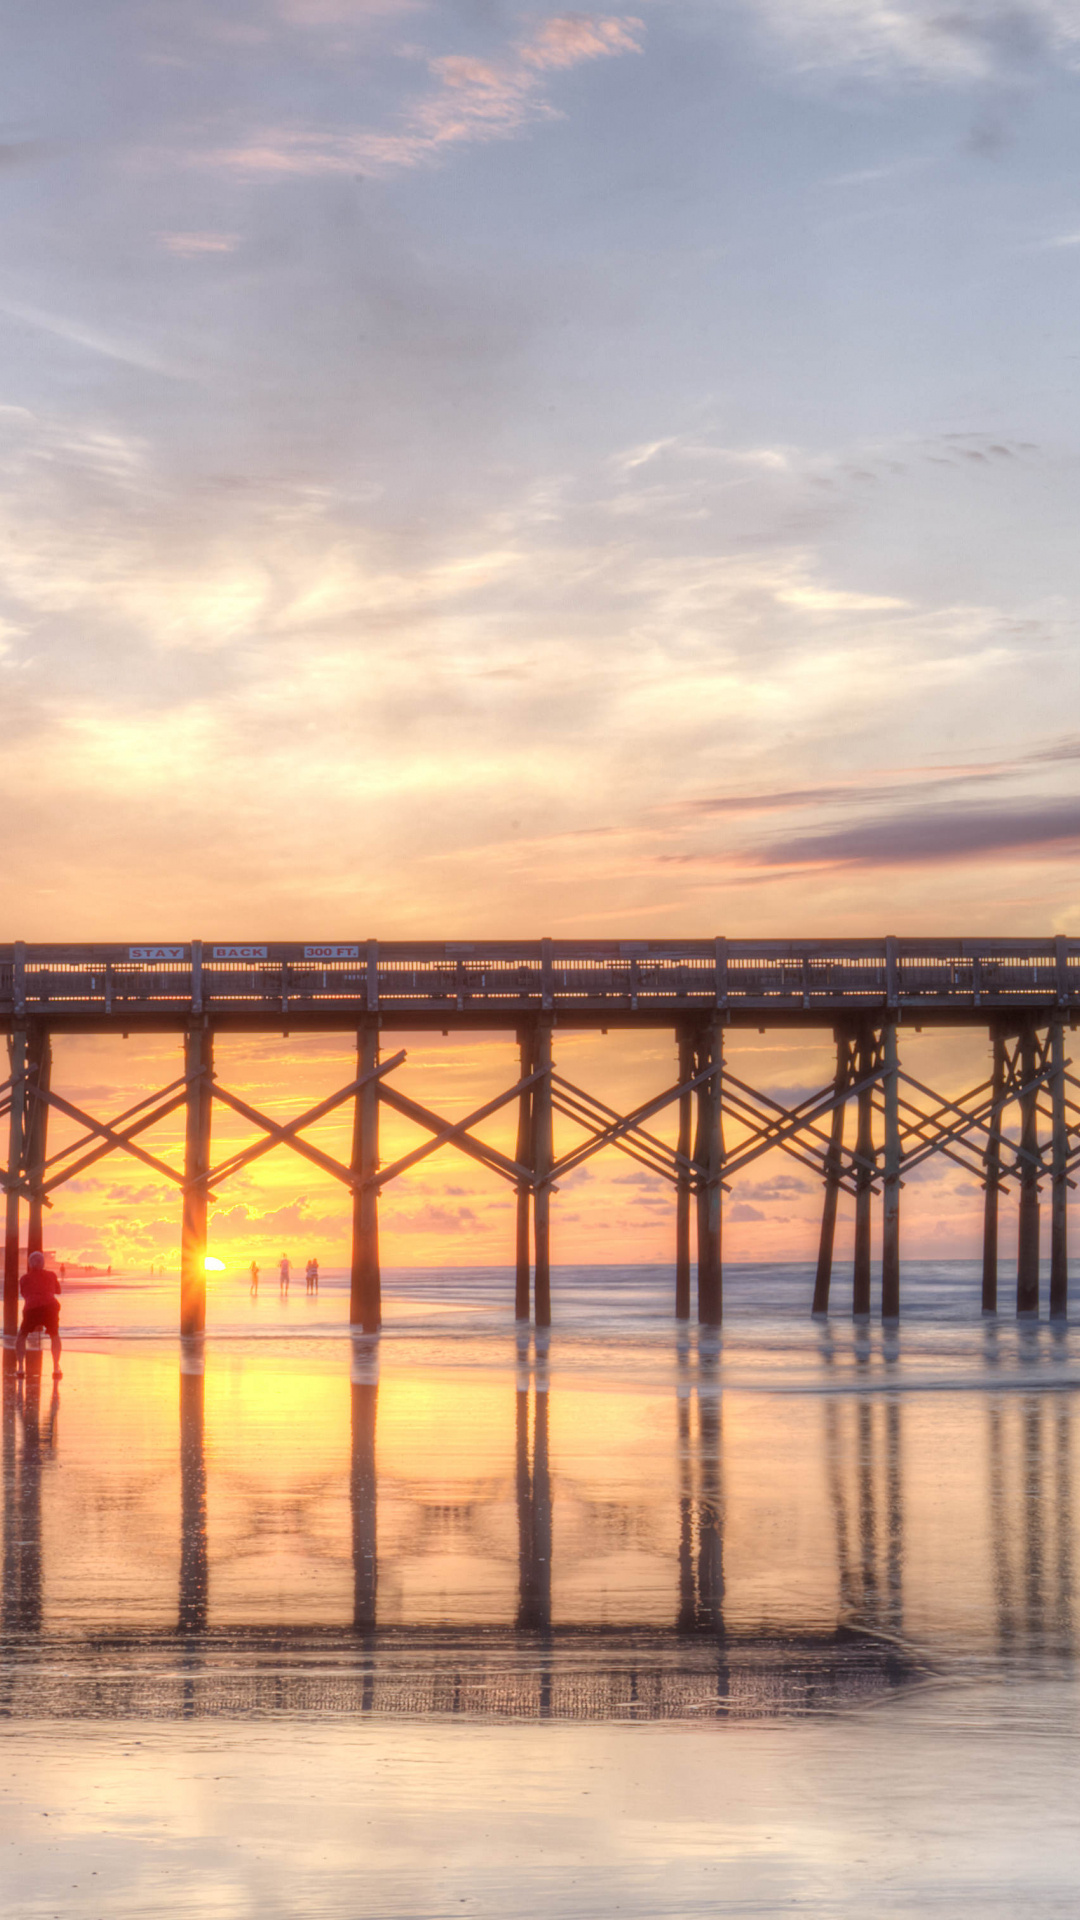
[824,1394,904,1639]
[677,1335,724,1637]
[1,1355,58,1639]
[6,1333,1080,1719]
[988,1392,1075,1654]
[178,1346,208,1635]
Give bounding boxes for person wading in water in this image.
[15,1251,62,1381]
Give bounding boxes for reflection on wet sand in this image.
[825,1393,904,1640]
[0,1330,951,1721]
[5,1324,1080,1721]
[988,1391,1075,1654]
[179,1347,208,1637]
[1,1355,58,1637]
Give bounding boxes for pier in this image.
[2,935,1079,1331]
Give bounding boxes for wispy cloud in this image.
[752,0,1080,82]
[206,13,644,175]
[0,299,190,378]
[159,231,239,256]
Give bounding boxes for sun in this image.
[204,1256,226,1272]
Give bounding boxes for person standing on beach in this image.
[279,1253,290,1296]
[250,1259,259,1297]
[305,1256,319,1295]
[15,1251,62,1381]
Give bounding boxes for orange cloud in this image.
[207,13,644,176]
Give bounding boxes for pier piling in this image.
[533,1024,554,1329]
[812,1031,849,1318]
[515,1028,535,1322]
[675,1028,693,1321]
[3,1027,24,1339]
[853,1023,875,1320]
[982,1028,1005,1314]
[696,1022,724,1328]
[180,1026,213,1338]
[1050,1018,1069,1320]
[1017,1021,1041,1317]
[881,1019,901,1322]
[350,1023,382,1333]
[25,1028,51,1262]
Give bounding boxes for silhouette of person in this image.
[279,1254,290,1296]
[249,1259,259,1298]
[306,1257,319,1295]
[15,1252,62,1381]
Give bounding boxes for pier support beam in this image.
[3,1029,25,1341]
[881,1019,901,1322]
[1050,1017,1069,1321]
[25,1028,51,1261]
[533,1023,554,1329]
[180,1025,213,1338]
[982,1027,1005,1314]
[696,1022,724,1328]
[515,1028,535,1322]
[1017,1020,1041,1318]
[812,1030,849,1317]
[351,1022,382,1333]
[675,1028,694,1321]
[853,1022,876,1319]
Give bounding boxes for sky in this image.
[5,0,1080,1275]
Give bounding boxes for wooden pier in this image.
[2,936,1079,1330]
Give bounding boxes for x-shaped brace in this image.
[548,1061,721,1186]
[375,1076,540,1188]
[27,1075,197,1196]
[206,1050,407,1191]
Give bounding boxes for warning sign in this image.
[212,945,268,961]
[303,945,360,961]
[129,946,185,961]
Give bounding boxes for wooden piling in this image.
[515,1028,534,1322]
[180,1025,213,1337]
[24,1028,51,1261]
[3,1029,25,1341]
[696,1022,724,1328]
[1016,1021,1041,1316]
[812,1031,848,1317]
[675,1027,693,1321]
[1050,1017,1068,1320]
[852,1022,875,1319]
[350,1022,382,1333]
[533,1023,554,1328]
[982,1027,1005,1313]
[881,1019,900,1322]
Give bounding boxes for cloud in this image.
[752,797,1080,870]
[393,1203,479,1233]
[750,0,1080,82]
[0,299,190,379]
[733,1174,813,1199]
[159,231,239,256]
[207,13,644,176]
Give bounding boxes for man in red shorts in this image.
[15,1250,62,1380]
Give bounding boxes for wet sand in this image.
[3,1263,1080,1915]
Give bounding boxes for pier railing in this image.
[0,935,1077,1019]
